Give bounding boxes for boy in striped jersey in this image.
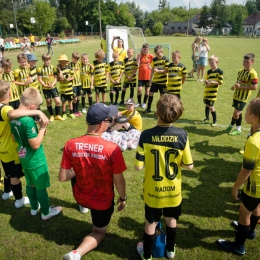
[57,54,75,120]
[119,48,138,105]
[93,50,108,103]
[14,54,31,97]
[80,53,94,113]
[144,45,169,114]
[201,55,223,127]
[226,53,258,136]
[108,51,124,105]
[27,54,39,91]
[71,52,82,116]
[1,58,20,109]
[38,53,64,122]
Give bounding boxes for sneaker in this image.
[217,239,245,255]
[231,221,256,239]
[225,125,233,133]
[141,103,147,109]
[77,111,82,116]
[74,112,80,117]
[68,113,76,119]
[63,114,67,120]
[2,191,13,200]
[41,206,62,220]
[137,242,152,260]
[79,205,88,214]
[201,119,209,124]
[31,204,40,216]
[119,101,124,106]
[211,122,217,127]
[82,107,87,113]
[55,115,65,121]
[49,115,54,122]
[135,103,141,108]
[15,196,30,208]
[239,149,244,155]
[143,108,151,114]
[229,130,242,136]
[63,250,81,260]
[166,247,176,259]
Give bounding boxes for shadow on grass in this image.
[183,125,226,137]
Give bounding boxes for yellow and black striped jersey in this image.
[134,126,193,208]
[2,72,20,102]
[109,61,124,87]
[80,63,94,89]
[28,66,39,91]
[151,56,169,84]
[203,68,223,101]
[70,61,82,87]
[120,109,142,131]
[233,68,258,102]
[167,62,187,95]
[123,57,138,83]
[58,65,74,95]
[14,66,30,96]
[93,60,108,88]
[243,130,260,198]
[37,65,57,90]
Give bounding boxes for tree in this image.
[114,3,135,27]
[151,22,163,35]
[125,1,143,27]
[197,5,210,28]
[158,0,167,10]
[231,10,243,36]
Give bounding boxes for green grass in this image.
[0,36,260,260]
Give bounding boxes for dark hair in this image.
[248,98,260,121]
[244,53,255,62]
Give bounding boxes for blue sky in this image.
[116,0,245,12]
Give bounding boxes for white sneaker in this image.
[41,206,62,220]
[2,191,13,200]
[15,196,30,208]
[141,103,147,109]
[79,205,88,214]
[137,242,152,259]
[135,103,141,108]
[63,250,81,260]
[82,107,87,113]
[31,204,40,216]
[166,248,176,259]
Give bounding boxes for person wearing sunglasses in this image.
[60,103,127,260]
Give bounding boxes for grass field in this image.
[0,36,260,260]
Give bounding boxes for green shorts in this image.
[23,164,50,190]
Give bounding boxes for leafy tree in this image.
[151,22,163,35]
[114,3,135,27]
[146,18,154,31]
[159,0,167,10]
[197,5,210,28]
[231,10,243,36]
[245,0,257,14]
[53,17,70,33]
[125,1,143,27]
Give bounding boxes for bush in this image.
[59,31,65,38]
[172,33,186,37]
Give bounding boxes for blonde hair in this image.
[248,98,260,121]
[0,80,10,100]
[112,51,119,57]
[156,94,184,123]
[81,53,89,59]
[42,53,51,61]
[20,88,42,106]
[95,50,105,59]
[208,55,218,62]
[172,50,181,57]
[72,52,80,59]
[17,53,27,62]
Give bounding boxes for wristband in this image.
[120,196,127,202]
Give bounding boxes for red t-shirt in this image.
[61,135,127,210]
[137,53,154,80]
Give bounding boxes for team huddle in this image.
[0,42,260,260]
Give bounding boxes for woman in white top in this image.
[20,37,31,55]
[188,36,201,78]
[0,36,4,58]
[197,38,210,82]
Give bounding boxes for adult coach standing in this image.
[60,103,127,260]
[45,34,54,56]
[100,33,107,62]
[0,35,5,58]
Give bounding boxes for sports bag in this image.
[152,221,166,258]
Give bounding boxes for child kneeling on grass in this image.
[217,97,260,255]
[10,88,62,220]
[134,93,194,260]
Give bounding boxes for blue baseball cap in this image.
[26,53,38,61]
[87,103,118,125]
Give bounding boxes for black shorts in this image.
[240,190,260,212]
[1,160,24,179]
[43,88,59,99]
[111,86,121,92]
[203,99,215,106]
[94,87,107,93]
[145,203,182,223]
[124,124,136,131]
[138,80,150,88]
[90,202,115,228]
[0,46,5,52]
[150,83,167,94]
[232,99,246,111]
[61,94,74,102]
[9,100,20,109]
[82,88,92,95]
[73,85,82,97]
[123,82,136,89]
[31,42,35,47]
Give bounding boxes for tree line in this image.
[0,0,259,37]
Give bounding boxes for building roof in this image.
[244,13,260,25]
